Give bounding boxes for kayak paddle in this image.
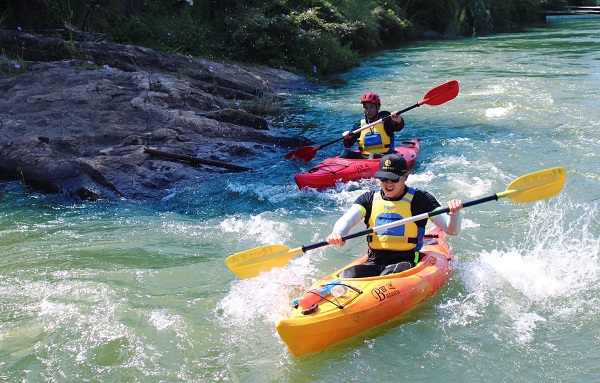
[226,167,566,278]
[285,80,459,162]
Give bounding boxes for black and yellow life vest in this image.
[367,187,424,251]
[358,118,392,155]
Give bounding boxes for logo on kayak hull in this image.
[354,164,370,174]
[371,282,400,301]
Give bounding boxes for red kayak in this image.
[294,138,420,190]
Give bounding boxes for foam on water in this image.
[485,106,512,118]
[220,213,292,248]
[0,273,154,376]
[411,154,499,201]
[469,83,511,97]
[217,268,309,327]
[442,195,599,345]
[226,181,301,205]
[218,211,329,329]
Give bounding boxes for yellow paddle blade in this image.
[498,167,566,202]
[225,245,304,278]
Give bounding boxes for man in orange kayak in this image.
[340,93,405,159]
[326,153,463,278]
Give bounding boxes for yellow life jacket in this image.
[367,187,421,251]
[358,118,392,155]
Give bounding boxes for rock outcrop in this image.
[0,29,312,200]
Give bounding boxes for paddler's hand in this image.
[326,232,346,247]
[391,111,403,123]
[447,199,463,216]
[342,130,352,139]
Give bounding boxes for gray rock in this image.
[0,29,313,200]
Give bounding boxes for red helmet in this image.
[361,92,381,105]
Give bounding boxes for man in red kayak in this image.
[326,154,463,278]
[340,93,405,159]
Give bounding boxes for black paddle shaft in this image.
[316,105,420,151]
[301,193,499,254]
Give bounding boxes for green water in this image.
[1,19,599,382]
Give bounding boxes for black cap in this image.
[373,154,407,181]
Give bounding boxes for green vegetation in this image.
[0,55,22,77]
[1,0,593,76]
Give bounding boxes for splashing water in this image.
[217,268,308,327]
[444,195,599,345]
[220,213,293,249]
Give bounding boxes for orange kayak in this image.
[276,226,452,356]
[294,139,420,190]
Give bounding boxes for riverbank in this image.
[0,29,314,201]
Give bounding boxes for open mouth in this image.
[382,184,397,193]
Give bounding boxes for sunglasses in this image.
[378,177,401,183]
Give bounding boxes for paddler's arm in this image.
[388,111,405,131]
[342,122,361,148]
[326,204,366,247]
[431,199,463,236]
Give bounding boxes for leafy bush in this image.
[1,0,555,75]
[372,6,415,43]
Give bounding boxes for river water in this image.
[1,18,599,383]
